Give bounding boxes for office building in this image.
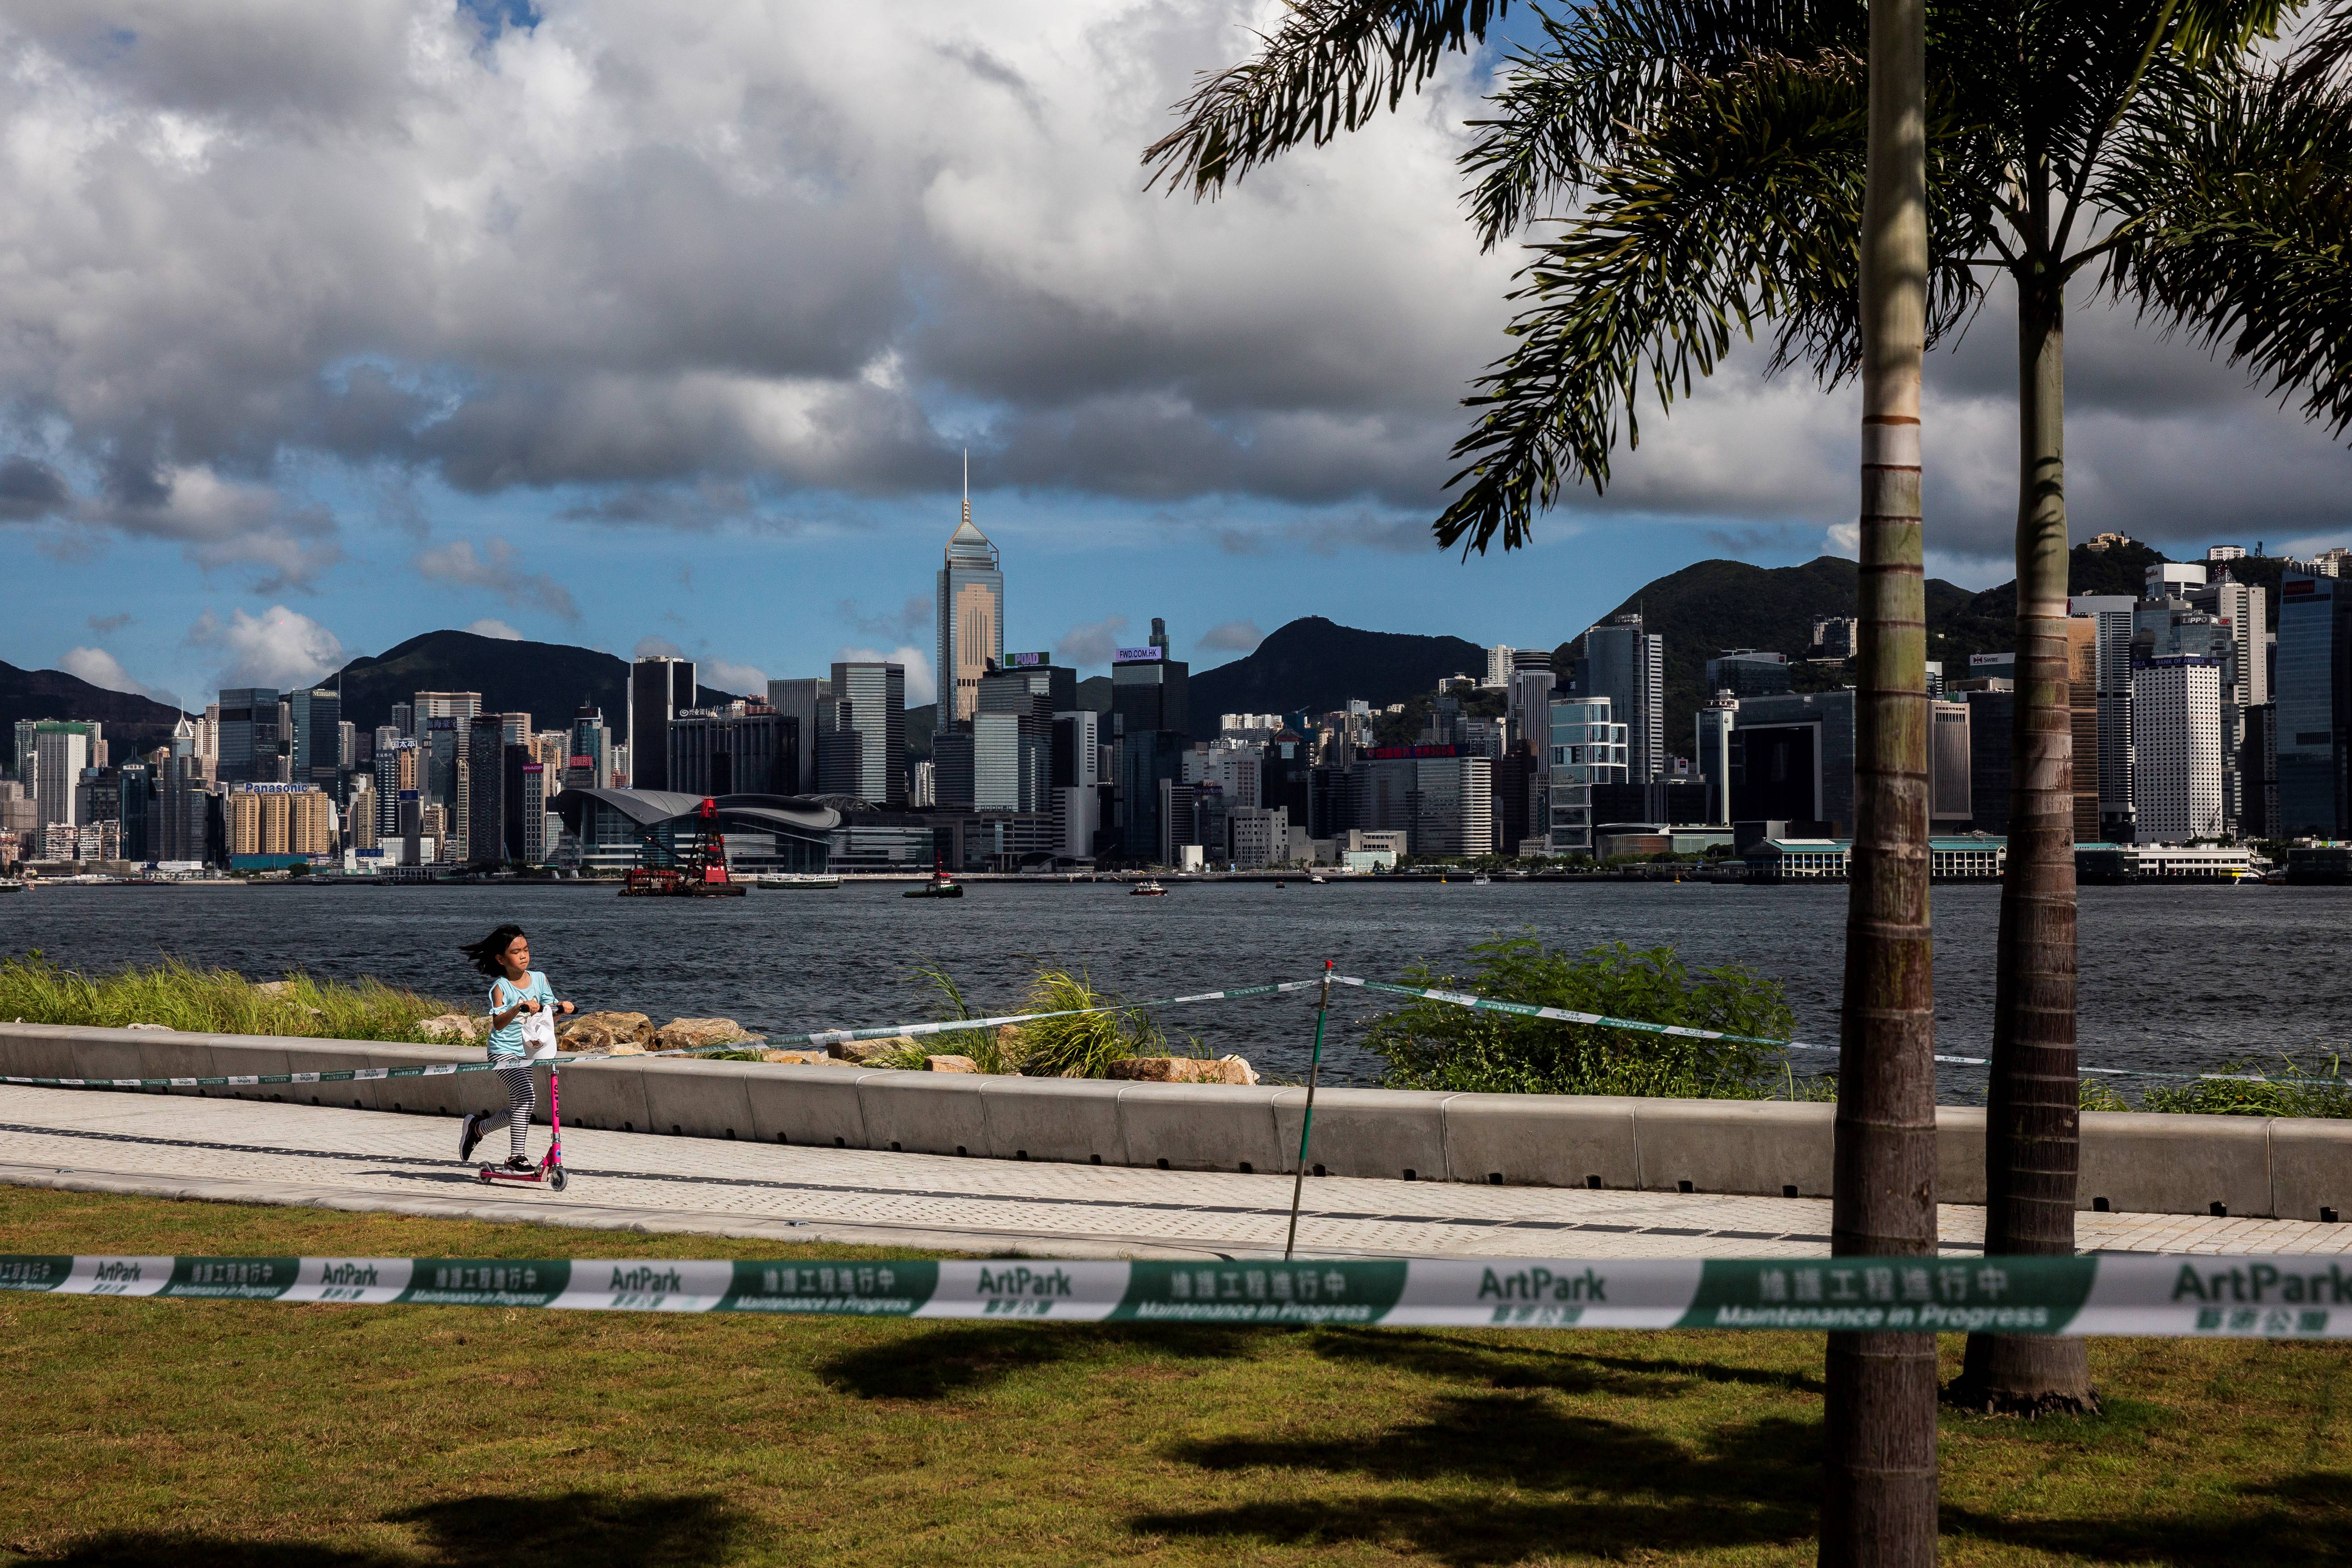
[1809,616,1859,661]
[628,656,697,793]
[1695,693,1737,826]
[414,692,481,725]
[1230,806,1290,868]
[1112,634,1190,738]
[227,783,333,861]
[2147,561,2209,598]
[346,783,377,851]
[389,701,415,738]
[154,718,209,864]
[1704,650,1792,699]
[421,717,461,810]
[2071,594,2139,837]
[465,715,507,866]
[2241,702,2279,839]
[214,688,279,785]
[972,709,1046,811]
[2186,577,2270,708]
[116,760,151,862]
[830,661,907,807]
[909,760,936,809]
[1929,699,1972,830]
[930,728,976,811]
[1549,698,1629,855]
[669,707,798,797]
[1481,645,1514,689]
[2276,572,2351,836]
[1184,744,1261,809]
[519,763,549,864]
[763,679,829,794]
[285,687,341,789]
[373,739,416,834]
[1506,650,1556,757]
[28,723,92,829]
[1342,748,1491,857]
[2135,657,2227,841]
[566,705,612,789]
[937,463,1004,726]
[1731,689,1857,834]
[1579,614,1665,780]
[2068,616,2101,841]
[1118,728,1189,865]
[814,698,862,797]
[1963,688,2015,835]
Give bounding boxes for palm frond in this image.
[1143,0,1513,197]
[2289,0,2352,90]
[1462,1,1865,247]
[2104,66,2352,436]
[1434,48,1989,553]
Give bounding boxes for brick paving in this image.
[1,1084,2343,1260]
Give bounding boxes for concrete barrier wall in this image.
[0,1021,2337,1222]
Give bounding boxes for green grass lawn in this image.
[1,1186,2346,1567]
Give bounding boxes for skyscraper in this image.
[286,687,341,789]
[2276,572,2352,836]
[1578,615,1666,781]
[465,715,506,866]
[214,688,280,785]
[2134,657,2227,841]
[936,455,1004,726]
[1112,641,1189,737]
[764,678,830,794]
[830,661,907,807]
[628,656,696,792]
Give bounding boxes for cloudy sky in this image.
[4,1,2346,713]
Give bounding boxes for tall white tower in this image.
[936,451,1004,726]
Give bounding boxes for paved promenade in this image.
[1,1084,2343,1259]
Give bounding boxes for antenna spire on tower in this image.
[962,448,970,530]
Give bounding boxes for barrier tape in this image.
[1333,975,2337,1086]
[0,980,1324,1094]
[4,1252,2347,1338]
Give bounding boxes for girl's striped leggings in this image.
[494,1065,534,1158]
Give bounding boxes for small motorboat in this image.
[1309,874,1326,884]
[1273,879,1285,889]
[1472,873,1491,885]
[903,855,963,899]
[1130,879,1169,896]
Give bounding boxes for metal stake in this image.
[1284,960,1334,1261]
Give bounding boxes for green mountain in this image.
[0,661,187,763]
[335,630,735,741]
[1188,616,1486,722]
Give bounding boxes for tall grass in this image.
[0,952,457,1042]
[2138,1054,2352,1118]
[871,962,1162,1076]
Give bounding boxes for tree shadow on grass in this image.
[816,1322,1265,1400]
[1140,1391,1823,1564]
[36,1491,749,1568]
[1306,1326,1823,1398]
[1942,1476,2352,1568]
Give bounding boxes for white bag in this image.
[520,1005,560,1061]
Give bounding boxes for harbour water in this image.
[3,880,2341,1096]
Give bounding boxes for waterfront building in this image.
[763,679,828,794]
[286,687,341,789]
[2240,701,2279,838]
[227,783,333,861]
[1929,699,1972,830]
[1578,615,1665,781]
[1730,689,1857,835]
[28,723,92,829]
[2067,616,2101,841]
[554,787,839,875]
[973,710,1045,811]
[1704,650,1792,700]
[1506,649,1557,758]
[2134,656,2227,841]
[830,661,907,807]
[1695,693,1737,826]
[628,656,696,793]
[1117,728,1188,865]
[1231,805,1290,868]
[154,719,209,864]
[1112,632,1190,737]
[1342,747,1492,857]
[1964,688,2015,834]
[116,760,151,862]
[669,706,797,798]
[214,688,279,785]
[937,460,1004,727]
[2071,594,2140,838]
[465,715,506,866]
[930,729,976,811]
[1549,697,1628,855]
[1744,835,2009,882]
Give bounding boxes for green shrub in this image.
[0,952,456,1042]
[1001,966,1163,1078]
[1361,934,1795,1098]
[2139,1055,2352,1118]
[2078,1078,2133,1112]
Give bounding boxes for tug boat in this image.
[903,856,963,899]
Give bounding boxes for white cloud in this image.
[186,605,346,691]
[1196,619,1264,654]
[1056,614,1129,667]
[835,644,937,706]
[633,634,684,659]
[702,658,768,694]
[465,618,522,640]
[57,646,179,708]
[415,537,579,620]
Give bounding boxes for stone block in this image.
[977,1075,1125,1164]
[2079,1111,2273,1217]
[1116,1081,1285,1172]
[1276,1086,1449,1180]
[1442,1093,1643,1189]
[1631,1099,1833,1196]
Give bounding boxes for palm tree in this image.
[1148,3,1939,1559]
[1158,0,2352,1418]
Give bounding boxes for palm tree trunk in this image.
[1821,0,1938,1560]
[1953,266,2099,1414]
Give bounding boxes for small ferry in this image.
[1130,879,1169,897]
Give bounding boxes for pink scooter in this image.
[475,1035,570,1192]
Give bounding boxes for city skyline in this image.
[3,4,2347,718]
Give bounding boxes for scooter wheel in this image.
[547,1167,568,1192]
[476,1168,492,1185]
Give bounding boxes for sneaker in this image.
[504,1154,535,1172]
[458,1112,485,1164]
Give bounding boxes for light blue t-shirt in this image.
[486,971,555,1061]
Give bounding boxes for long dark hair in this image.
[460,924,528,978]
